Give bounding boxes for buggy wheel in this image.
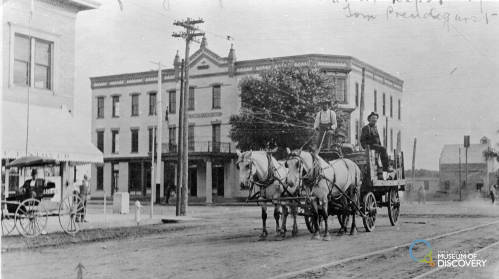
[304,214,317,234]
[15,198,48,237]
[388,188,400,226]
[59,195,84,235]
[1,207,16,236]
[362,192,377,232]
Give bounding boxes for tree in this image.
[229,64,348,158]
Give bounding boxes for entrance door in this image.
[111,163,119,195]
[188,168,197,196]
[212,166,224,196]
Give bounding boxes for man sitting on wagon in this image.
[360,112,392,173]
[21,169,44,198]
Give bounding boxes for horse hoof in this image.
[292,230,298,237]
[311,234,321,240]
[350,229,357,236]
[337,231,345,236]
[323,235,331,241]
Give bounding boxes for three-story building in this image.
[90,37,403,202]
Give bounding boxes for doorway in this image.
[212,166,224,196]
[111,163,119,195]
[188,167,197,196]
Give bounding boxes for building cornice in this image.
[90,53,404,91]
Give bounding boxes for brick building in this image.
[90,37,404,202]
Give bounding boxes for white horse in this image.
[236,150,299,239]
[285,148,362,240]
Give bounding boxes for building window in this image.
[355,82,359,107]
[149,92,157,115]
[131,94,139,116]
[188,87,195,111]
[382,93,386,116]
[390,95,393,118]
[390,128,394,151]
[112,96,120,117]
[212,124,221,152]
[374,90,377,112]
[331,77,347,104]
[128,162,142,192]
[398,99,401,120]
[169,90,176,114]
[112,130,119,154]
[131,128,139,153]
[188,125,194,151]
[96,130,104,152]
[14,34,53,90]
[169,127,176,152]
[97,97,104,119]
[212,85,221,109]
[383,127,387,147]
[355,120,359,145]
[96,166,104,190]
[148,127,157,153]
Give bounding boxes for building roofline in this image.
[90,52,403,89]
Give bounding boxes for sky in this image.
[74,0,499,170]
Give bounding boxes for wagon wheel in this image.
[14,198,48,237]
[388,188,400,226]
[59,194,84,235]
[303,199,318,234]
[362,192,377,232]
[1,206,16,236]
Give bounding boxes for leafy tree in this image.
[229,64,348,158]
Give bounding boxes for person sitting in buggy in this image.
[360,112,392,173]
[313,100,337,152]
[20,169,44,198]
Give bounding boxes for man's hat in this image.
[367,112,379,120]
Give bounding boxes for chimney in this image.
[227,44,236,77]
[173,50,180,80]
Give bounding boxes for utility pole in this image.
[464,135,470,201]
[358,68,365,149]
[176,59,184,216]
[173,18,205,215]
[411,138,417,192]
[150,126,155,218]
[459,146,462,200]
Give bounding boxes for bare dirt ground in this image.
[2,201,499,279]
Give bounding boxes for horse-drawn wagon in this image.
[2,156,87,237]
[236,141,405,240]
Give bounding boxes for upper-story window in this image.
[131,94,139,116]
[382,93,386,116]
[331,77,347,104]
[169,90,176,114]
[14,34,53,90]
[212,85,221,109]
[96,130,104,152]
[374,90,377,112]
[390,95,393,118]
[111,130,120,154]
[131,128,139,153]
[97,97,105,119]
[149,92,157,116]
[398,99,401,120]
[188,87,195,111]
[112,96,120,118]
[355,82,359,107]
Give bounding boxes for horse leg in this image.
[311,199,321,240]
[274,205,281,235]
[260,204,268,239]
[350,187,358,236]
[322,201,331,241]
[291,202,299,237]
[280,205,288,238]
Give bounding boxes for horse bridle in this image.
[286,153,313,190]
[236,157,255,187]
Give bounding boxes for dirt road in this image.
[2,202,499,279]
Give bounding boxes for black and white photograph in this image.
[1,0,499,278]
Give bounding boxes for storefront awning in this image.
[2,101,103,164]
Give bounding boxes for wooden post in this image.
[176,60,184,216]
[412,138,417,192]
[358,68,365,149]
[459,146,462,200]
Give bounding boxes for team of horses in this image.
[236,148,362,241]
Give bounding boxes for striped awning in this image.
[2,101,103,164]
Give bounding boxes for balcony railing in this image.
[162,141,232,153]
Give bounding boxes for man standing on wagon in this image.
[314,100,337,152]
[360,112,391,173]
